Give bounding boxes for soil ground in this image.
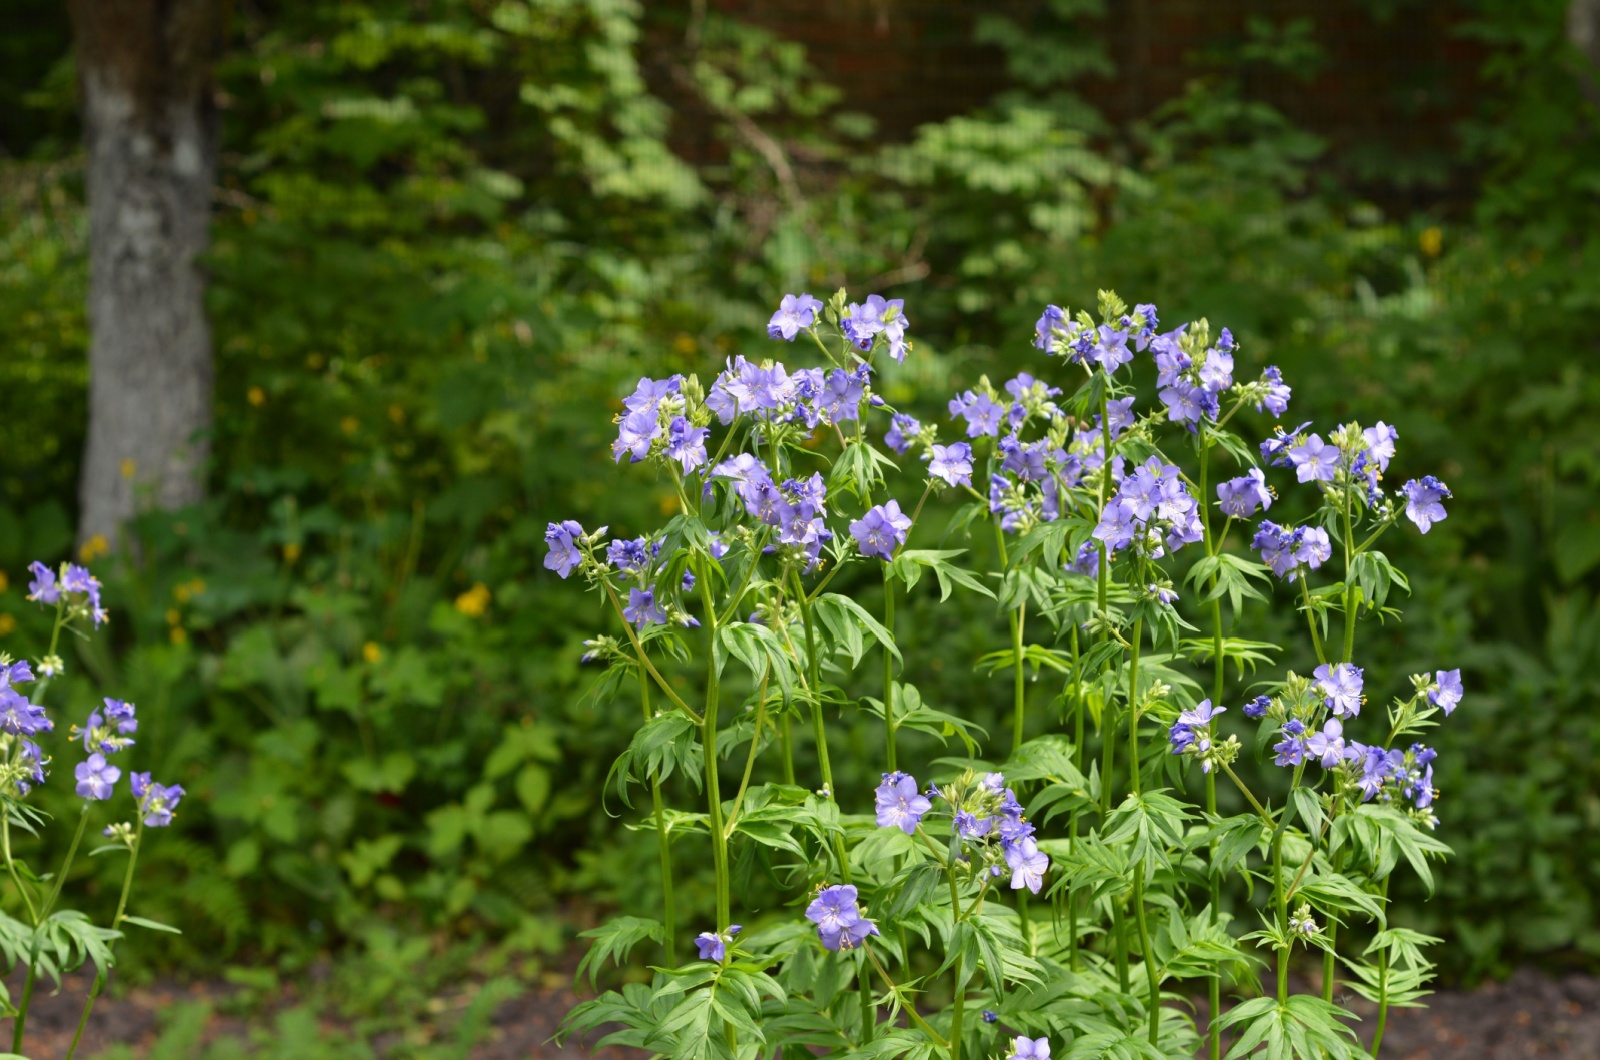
[6,964,1599,1057]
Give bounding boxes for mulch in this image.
[4,963,1598,1057]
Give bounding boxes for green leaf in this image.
[820,593,901,662]
[121,915,182,935]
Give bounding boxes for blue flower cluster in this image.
[1092,456,1203,559]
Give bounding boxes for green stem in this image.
[1011,601,1027,753]
[1068,624,1083,972]
[779,712,795,786]
[636,669,675,960]
[863,944,948,1048]
[883,568,897,772]
[1127,616,1143,795]
[1220,763,1277,830]
[1096,380,1116,818]
[1371,877,1392,1057]
[43,804,92,922]
[603,581,703,724]
[1298,575,1329,666]
[63,823,141,1060]
[1134,872,1161,1046]
[13,963,35,1053]
[696,559,732,930]
[1,814,39,926]
[1273,834,1288,1004]
[722,675,768,839]
[949,971,965,1060]
[791,571,851,882]
[1112,900,1131,993]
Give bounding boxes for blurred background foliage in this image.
[0,0,1597,987]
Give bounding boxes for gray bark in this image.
[69,0,227,549]
[1573,0,1600,107]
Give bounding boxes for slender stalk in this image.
[1219,763,1277,830]
[722,675,769,838]
[883,568,898,771]
[1096,383,1116,818]
[695,560,732,930]
[602,581,703,724]
[1297,576,1328,667]
[1068,625,1083,971]
[44,805,92,921]
[1134,871,1161,1045]
[1011,600,1027,753]
[1273,835,1288,1004]
[1,814,39,925]
[789,572,852,883]
[1127,616,1143,795]
[949,971,965,1060]
[779,713,795,786]
[63,823,142,1060]
[13,962,35,1052]
[1205,769,1222,1059]
[1112,900,1131,992]
[1371,882,1392,1056]
[863,944,949,1048]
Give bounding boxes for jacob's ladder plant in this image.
[553,287,1460,1059]
[0,562,187,1059]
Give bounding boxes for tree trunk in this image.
[69,0,227,549]
[1573,0,1600,107]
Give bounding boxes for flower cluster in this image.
[805,884,879,951]
[27,561,107,627]
[1251,520,1332,580]
[1167,699,1234,774]
[1093,456,1203,559]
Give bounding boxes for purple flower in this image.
[1005,837,1049,894]
[1009,1036,1051,1060]
[805,884,879,951]
[1305,719,1346,768]
[26,561,59,604]
[612,407,658,463]
[817,367,866,423]
[1066,542,1099,577]
[58,564,106,626]
[623,375,682,415]
[1314,662,1365,718]
[1251,520,1302,580]
[1178,699,1226,727]
[1033,304,1066,352]
[1243,695,1271,719]
[1273,734,1307,767]
[884,413,920,454]
[131,772,185,827]
[768,293,824,340]
[1288,434,1340,483]
[1429,669,1462,715]
[1363,422,1398,471]
[1401,476,1451,533]
[949,391,1004,437]
[623,586,667,628]
[666,417,709,473]
[1159,382,1207,426]
[1296,526,1332,570]
[1257,366,1292,416]
[875,772,933,834]
[954,810,994,840]
[1169,722,1197,753]
[707,532,729,561]
[695,931,726,961]
[1216,327,1235,352]
[1092,500,1138,552]
[983,1010,1000,1024]
[1218,469,1273,518]
[843,295,908,361]
[75,753,119,801]
[607,537,650,577]
[928,442,974,487]
[1199,349,1234,392]
[1261,421,1312,467]
[544,521,585,579]
[1092,325,1132,373]
[851,500,912,560]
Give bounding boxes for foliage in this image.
[554,287,1461,1057]
[0,0,1593,987]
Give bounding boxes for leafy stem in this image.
[601,580,703,725]
[863,943,949,1048]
